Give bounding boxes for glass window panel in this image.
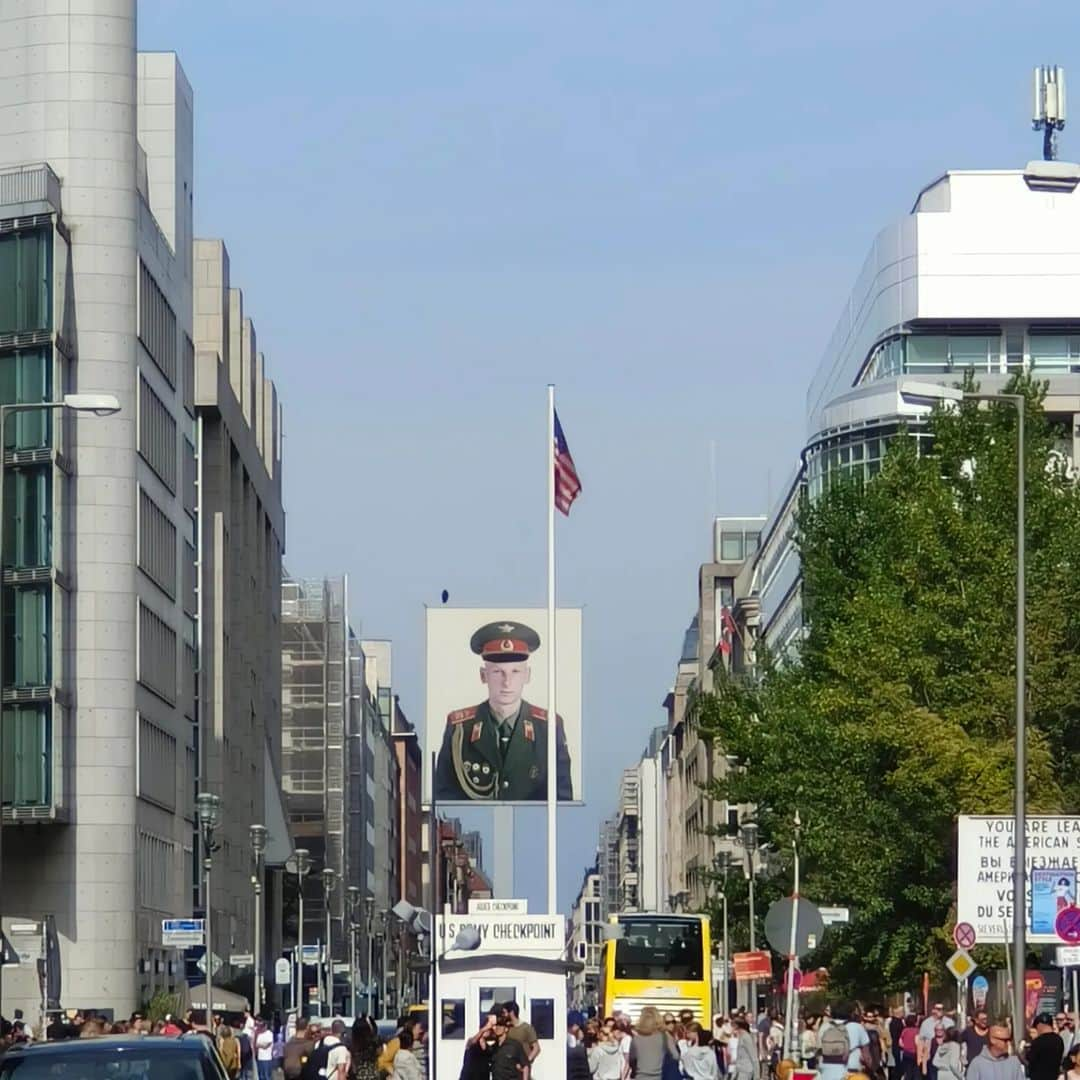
[0,231,50,334]
[949,336,991,370]
[0,349,52,450]
[1030,335,1074,371]
[720,532,743,561]
[441,1000,465,1039]
[3,468,50,568]
[4,585,50,686]
[906,336,948,373]
[530,998,555,1040]
[0,704,49,807]
[745,532,760,554]
[478,986,517,1018]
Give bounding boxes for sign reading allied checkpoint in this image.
[956,816,1080,943]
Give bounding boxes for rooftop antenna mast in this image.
[1033,65,1066,160]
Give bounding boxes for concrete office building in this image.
[0,2,195,1015]
[192,239,289,995]
[0,5,288,1015]
[566,867,603,1009]
[756,163,1080,654]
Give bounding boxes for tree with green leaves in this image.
[695,374,1079,998]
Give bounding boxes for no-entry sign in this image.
[1056,906,1080,944]
[953,922,977,950]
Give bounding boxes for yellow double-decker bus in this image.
[599,913,712,1023]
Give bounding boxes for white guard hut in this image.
[433,912,581,1079]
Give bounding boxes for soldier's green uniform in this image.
[435,698,573,801]
[433,620,574,802]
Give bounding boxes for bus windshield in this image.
[613,917,703,981]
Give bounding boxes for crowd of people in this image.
[0,1007,428,1080]
[552,1002,1080,1080]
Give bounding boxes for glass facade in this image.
[0,225,56,812]
[806,422,933,499]
[862,325,1080,383]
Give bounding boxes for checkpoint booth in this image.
[433,912,581,1080]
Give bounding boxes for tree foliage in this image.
[696,375,1080,997]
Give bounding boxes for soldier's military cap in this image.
[469,621,541,662]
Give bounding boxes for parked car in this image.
[0,1034,229,1080]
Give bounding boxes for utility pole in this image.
[782,811,802,1063]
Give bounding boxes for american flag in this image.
[553,410,582,516]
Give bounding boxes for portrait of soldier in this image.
[434,620,573,801]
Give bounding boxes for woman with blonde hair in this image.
[629,1007,679,1079]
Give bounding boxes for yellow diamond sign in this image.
[946,948,977,980]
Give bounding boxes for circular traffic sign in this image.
[1056,905,1080,944]
[764,897,826,957]
[953,922,977,950]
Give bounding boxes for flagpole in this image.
[546,383,558,915]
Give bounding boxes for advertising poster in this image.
[426,607,583,805]
[1031,867,1077,935]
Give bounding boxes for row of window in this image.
[863,330,1080,382]
[138,260,178,387]
[138,601,177,704]
[5,585,50,687]
[138,487,177,599]
[440,995,556,1041]
[137,714,178,812]
[139,375,177,492]
[805,425,934,500]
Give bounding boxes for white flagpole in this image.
[546,383,558,915]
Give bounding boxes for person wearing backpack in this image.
[302,1020,348,1080]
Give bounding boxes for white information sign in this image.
[162,919,205,948]
[468,899,528,915]
[1056,945,1080,967]
[957,815,1080,943]
[441,914,565,957]
[275,958,291,985]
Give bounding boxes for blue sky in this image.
[139,1,1079,911]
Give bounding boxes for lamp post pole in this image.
[250,825,267,1017]
[366,895,376,1014]
[741,822,759,1015]
[196,792,222,1024]
[0,393,120,1019]
[293,849,311,1013]
[347,885,361,1015]
[714,852,730,1016]
[322,867,337,1016]
[782,811,802,1064]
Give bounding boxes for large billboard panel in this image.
[957,815,1080,943]
[426,607,582,805]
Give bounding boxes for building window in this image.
[0,228,50,334]
[0,704,49,807]
[4,584,50,687]
[719,531,745,562]
[138,487,177,598]
[441,1001,465,1039]
[4,467,50,569]
[137,830,177,912]
[182,333,195,417]
[138,714,177,811]
[0,348,52,450]
[1029,334,1080,372]
[138,260,177,387]
[138,602,177,704]
[138,375,178,491]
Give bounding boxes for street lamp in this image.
[365,894,376,1015]
[740,820,760,1014]
[249,824,267,1017]
[347,885,362,1016]
[899,379,1027,1031]
[292,849,312,1012]
[195,792,222,1023]
[0,393,120,1018]
[713,852,731,1016]
[321,867,337,1015]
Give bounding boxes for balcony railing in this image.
[0,164,61,215]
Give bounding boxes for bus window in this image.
[613,917,703,980]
